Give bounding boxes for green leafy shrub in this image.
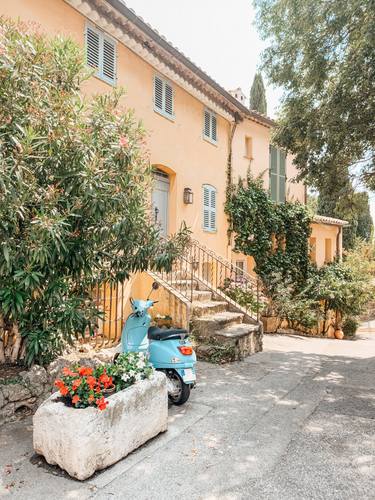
[225,174,312,293]
[342,318,359,338]
[0,19,189,366]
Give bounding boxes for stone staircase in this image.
[189,284,262,363]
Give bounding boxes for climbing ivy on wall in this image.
[225,175,312,294]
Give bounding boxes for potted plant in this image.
[33,353,168,480]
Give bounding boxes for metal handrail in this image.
[152,238,262,323]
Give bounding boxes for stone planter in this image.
[33,371,168,480]
[261,315,279,333]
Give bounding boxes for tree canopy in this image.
[249,72,267,115]
[0,20,188,365]
[254,0,375,189]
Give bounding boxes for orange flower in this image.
[72,378,82,391]
[88,393,95,403]
[55,379,69,396]
[86,376,96,390]
[62,367,77,377]
[95,384,102,394]
[72,395,80,405]
[96,397,108,411]
[99,373,113,389]
[78,366,93,377]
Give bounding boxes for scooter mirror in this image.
[152,282,159,290]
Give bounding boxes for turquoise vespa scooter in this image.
[119,282,196,405]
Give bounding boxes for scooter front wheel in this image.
[165,370,191,405]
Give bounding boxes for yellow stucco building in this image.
[1,0,348,346]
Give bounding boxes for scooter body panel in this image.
[149,339,196,384]
[120,297,197,386]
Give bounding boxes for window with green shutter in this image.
[202,185,217,231]
[269,146,286,203]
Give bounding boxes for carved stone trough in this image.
[33,371,168,480]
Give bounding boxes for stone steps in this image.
[192,290,213,302]
[189,283,263,362]
[192,300,228,317]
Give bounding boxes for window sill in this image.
[91,71,116,87]
[203,135,218,147]
[203,228,217,234]
[154,106,175,122]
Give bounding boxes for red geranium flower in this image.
[55,379,69,396]
[78,366,93,377]
[86,376,96,390]
[99,372,113,389]
[72,395,80,405]
[72,378,82,391]
[96,397,108,411]
[62,367,78,377]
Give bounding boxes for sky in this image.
[124,0,375,223]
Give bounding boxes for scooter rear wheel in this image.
[166,370,191,405]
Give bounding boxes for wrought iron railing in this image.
[150,238,263,322]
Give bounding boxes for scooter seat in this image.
[148,326,189,341]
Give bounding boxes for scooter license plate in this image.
[182,368,196,383]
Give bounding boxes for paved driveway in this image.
[1,326,374,499]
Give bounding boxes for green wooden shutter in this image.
[270,146,278,201]
[278,151,286,203]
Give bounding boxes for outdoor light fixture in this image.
[183,187,194,204]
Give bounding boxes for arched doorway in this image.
[152,169,169,236]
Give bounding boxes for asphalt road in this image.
[1,324,374,499]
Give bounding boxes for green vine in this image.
[225,174,312,294]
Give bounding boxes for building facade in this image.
[1,0,348,339]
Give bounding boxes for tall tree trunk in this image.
[10,322,22,363]
[0,314,5,364]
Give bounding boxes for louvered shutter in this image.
[204,110,211,138]
[203,185,217,231]
[86,26,100,70]
[211,113,217,142]
[269,146,278,201]
[154,76,163,111]
[278,151,286,202]
[164,82,174,116]
[102,36,116,83]
[210,188,216,230]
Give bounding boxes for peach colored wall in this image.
[310,223,339,267]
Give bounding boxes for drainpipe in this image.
[226,112,242,258]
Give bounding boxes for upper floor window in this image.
[203,109,217,144]
[245,136,253,159]
[85,24,117,85]
[202,184,217,232]
[153,75,174,120]
[269,145,286,203]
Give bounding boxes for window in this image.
[203,109,217,144]
[153,75,174,119]
[235,260,245,282]
[85,24,116,85]
[309,237,317,263]
[245,136,253,159]
[269,145,286,203]
[202,184,217,232]
[325,238,332,263]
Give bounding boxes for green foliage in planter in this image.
[269,274,320,330]
[0,20,189,366]
[225,175,312,294]
[342,317,359,338]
